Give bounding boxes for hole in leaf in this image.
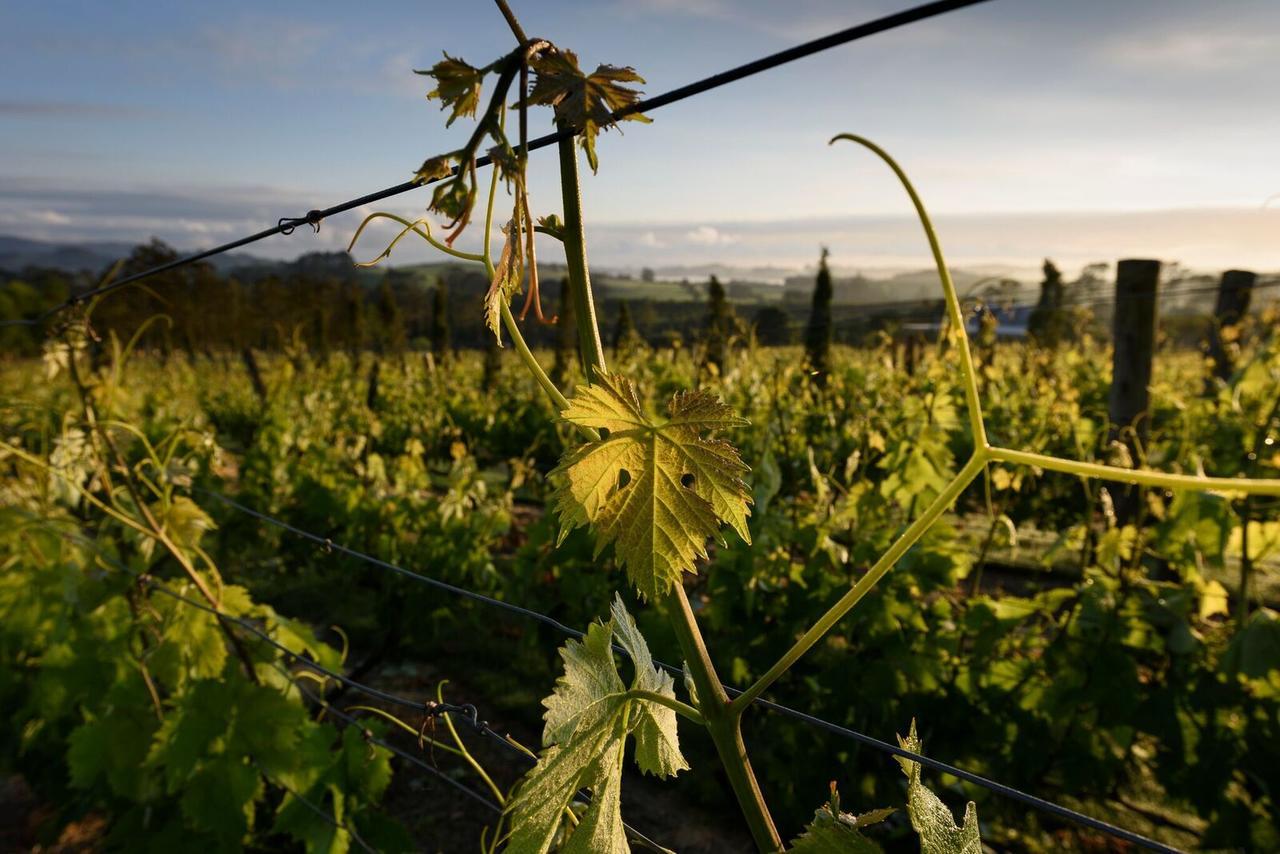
[680,473,695,489]
[617,469,632,490]
[599,427,611,440]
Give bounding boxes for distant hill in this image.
[0,234,1041,310]
[0,234,271,276]
[782,266,1035,306]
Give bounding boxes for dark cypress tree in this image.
[345,283,365,359]
[612,300,637,358]
[482,330,502,391]
[315,305,333,366]
[430,281,451,363]
[704,275,729,372]
[551,278,577,385]
[752,306,792,347]
[1028,259,1066,346]
[376,279,407,359]
[366,358,380,410]
[804,247,833,386]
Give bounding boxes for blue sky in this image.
[3,0,1279,275]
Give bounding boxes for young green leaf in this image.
[535,213,566,242]
[525,50,649,172]
[894,721,982,854]
[789,784,892,853]
[608,598,684,776]
[430,176,474,225]
[504,596,687,853]
[418,53,484,127]
[551,373,751,600]
[414,153,455,185]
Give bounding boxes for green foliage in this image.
[7,321,1280,851]
[895,722,981,854]
[504,597,686,852]
[790,785,891,853]
[0,334,403,851]
[551,372,751,600]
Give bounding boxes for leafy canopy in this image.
[503,596,687,853]
[551,373,752,600]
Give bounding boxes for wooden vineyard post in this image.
[1207,269,1256,383]
[1107,259,1161,526]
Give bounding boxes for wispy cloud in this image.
[199,17,332,67]
[685,225,738,246]
[2,178,1278,275]
[1097,27,1278,73]
[0,99,158,119]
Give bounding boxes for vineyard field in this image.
[4,329,1279,851]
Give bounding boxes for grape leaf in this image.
[272,724,395,853]
[894,721,981,854]
[149,593,228,687]
[146,680,234,790]
[610,601,684,776]
[417,53,484,127]
[179,753,262,841]
[229,679,312,779]
[275,783,351,854]
[551,373,751,600]
[789,784,891,853]
[1221,608,1280,697]
[525,50,650,172]
[504,596,687,853]
[68,712,156,800]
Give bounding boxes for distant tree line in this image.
[5,237,1254,365]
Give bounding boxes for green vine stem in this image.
[988,445,1280,495]
[348,212,485,265]
[500,301,571,412]
[624,688,705,725]
[827,135,988,449]
[730,453,987,714]
[663,586,782,851]
[548,127,782,850]
[733,133,1280,719]
[558,136,608,378]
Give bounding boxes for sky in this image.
[2,0,1279,277]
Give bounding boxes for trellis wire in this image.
[0,0,992,329]
[198,488,1183,853]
